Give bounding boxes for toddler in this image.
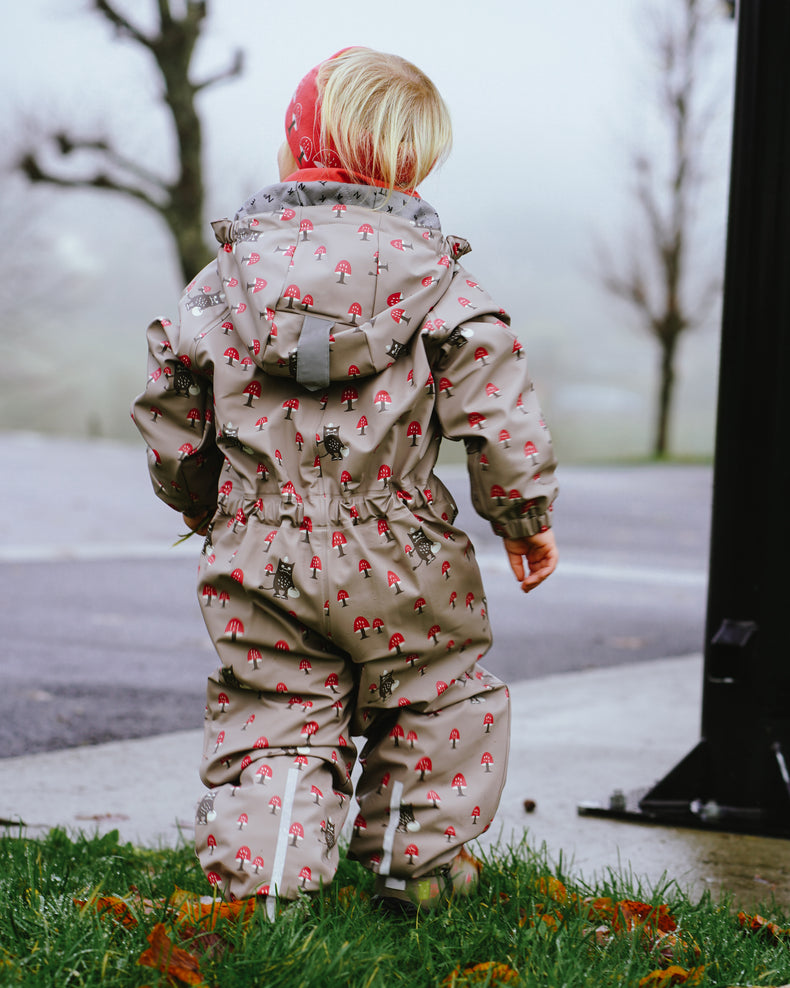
[132,47,558,915]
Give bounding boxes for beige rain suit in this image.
[132,179,558,902]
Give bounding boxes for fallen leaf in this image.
[737,911,790,941]
[169,888,255,930]
[638,964,705,987]
[137,922,209,987]
[442,961,520,985]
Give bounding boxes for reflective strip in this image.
[266,764,300,919]
[379,779,403,878]
[297,314,333,391]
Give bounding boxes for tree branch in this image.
[92,0,151,47]
[50,133,170,196]
[193,49,245,93]
[18,151,167,214]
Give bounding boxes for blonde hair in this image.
[317,48,452,193]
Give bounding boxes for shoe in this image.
[372,847,482,915]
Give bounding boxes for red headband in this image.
[284,50,353,171]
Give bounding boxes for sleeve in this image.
[131,303,225,517]
[431,282,558,538]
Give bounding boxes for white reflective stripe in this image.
[379,779,403,878]
[267,764,300,918]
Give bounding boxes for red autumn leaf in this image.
[737,910,790,941]
[441,961,520,985]
[137,922,208,986]
[637,965,705,988]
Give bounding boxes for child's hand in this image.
[503,531,558,593]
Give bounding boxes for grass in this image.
[1,828,789,988]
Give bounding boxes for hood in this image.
[204,181,470,391]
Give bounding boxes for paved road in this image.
[0,433,712,757]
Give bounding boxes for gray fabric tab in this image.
[297,314,333,391]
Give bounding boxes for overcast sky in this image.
[0,0,737,457]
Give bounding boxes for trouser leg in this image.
[195,594,357,902]
[347,666,510,880]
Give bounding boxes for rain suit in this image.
[132,177,558,902]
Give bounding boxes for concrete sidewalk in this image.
[2,652,788,910]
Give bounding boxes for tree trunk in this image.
[653,332,679,458]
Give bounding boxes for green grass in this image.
[1,828,789,987]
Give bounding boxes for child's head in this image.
[283,47,452,192]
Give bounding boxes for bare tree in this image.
[17,0,243,284]
[601,0,730,458]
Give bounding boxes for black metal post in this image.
[582,0,790,836]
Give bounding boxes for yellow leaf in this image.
[638,964,705,987]
[442,961,520,986]
[137,922,209,987]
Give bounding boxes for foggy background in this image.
[0,0,736,461]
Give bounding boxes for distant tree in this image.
[16,1,243,283]
[600,0,732,458]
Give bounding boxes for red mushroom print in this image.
[465,592,475,610]
[247,647,262,671]
[406,421,422,446]
[468,412,486,430]
[347,302,362,325]
[301,293,314,312]
[341,387,358,411]
[449,590,457,608]
[485,382,502,399]
[299,517,312,543]
[414,597,426,616]
[490,485,506,506]
[283,285,300,309]
[294,755,309,771]
[377,464,392,487]
[452,773,468,796]
[236,846,251,870]
[372,618,384,635]
[436,681,448,698]
[218,590,231,608]
[310,555,322,579]
[438,377,454,398]
[269,795,281,814]
[374,390,392,412]
[483,712,494,734]
[406,730,418,748]
[524,440,539,464]
[237,813,248,830]
[337,589,350,607]
[377,772,391,795]
[427,791,441,808]
[354,615,370,639]
[302,721,319,746]
[213,730,225,753]
[357,223,374,241]
[449,728,461,749]
[294,432,304,451]
[389,632,405,655]
[298,218,313,241]
[389,724,405,747]
[177,442,195,460]
[332,532,347,557]
[334,259,352,284]
[481,752,494,773]
[206,833,217,855]
[289,822,304,846]
[299,866,312,889]
[474,346,489,367]
[512,338,525,359]
[444,826,456,843]
[359,559,372,579]
[223,347,240,366]
[332,699,343,719]
[256,763,272,786]
[207,870,222,886]
[252,856,265,874]
[387,571,403,595]
[498,429,511,449]
[313,244,327,260]
[356,415,368,435]
[332,203,347,219]
[441,561,451,580]
[471,806,481,825]
[217,692,230,712]
[405,844,419,866]
[415,757,432,781]
[253,735,268,749]
[353,813,367,836]
[427,625,441,645]
[325,673,340,693]
[348,364,361,378]
[281,481,296,504]
[225,618,244,642]
[247,277,267,294]
[202,585,217,607]
[232,508,247,533]
[299,658,312,676]
[186,407,202,428]
[283,397,299,419]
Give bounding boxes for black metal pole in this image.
[583,0,790,836]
